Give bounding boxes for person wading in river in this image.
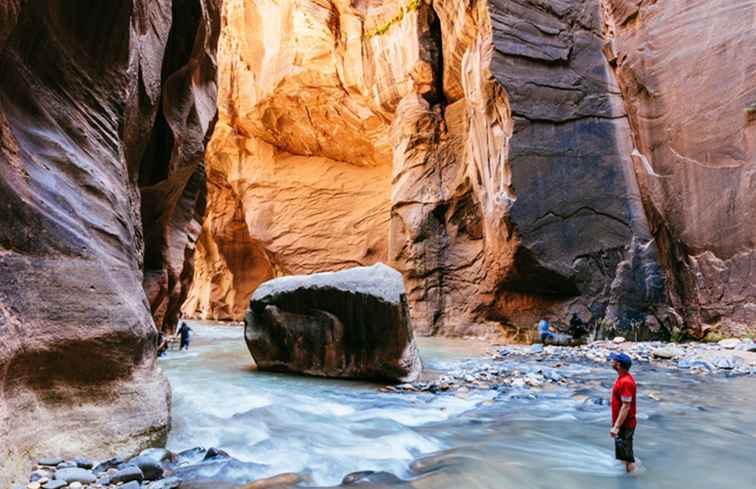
[609,352,637,473]
[175,320,193,351]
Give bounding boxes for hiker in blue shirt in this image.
[538,319,556,343]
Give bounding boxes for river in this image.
[160,323,756,488]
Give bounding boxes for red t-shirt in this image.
[611,372,637,429]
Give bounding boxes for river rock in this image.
[37,458,63,467]
[241,473,301,489]
[530,344,544,354]
[41,481,66,489]
[713,356,740,370]
[138,448,175,464]
[147,476,182,489]
[127,456,164,480]
[613,337,626,344]
[120,482,142,489]
[109,466,144,484]
[244,264,422,382]
[718,339,741,349]
[54,467,96,484]
[652,347,683,359]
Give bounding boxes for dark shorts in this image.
[614,426,635,463]
[180,339,190,349]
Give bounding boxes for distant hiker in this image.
[609,352,637,473]
[157,332,169,357]
[538,319,555,343]
[175,320,193,351]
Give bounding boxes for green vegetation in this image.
[365,0,421,38]
[703,330,725,343]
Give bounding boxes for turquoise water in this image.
[161,323,756,488]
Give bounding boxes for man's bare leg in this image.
[625,462,636,473]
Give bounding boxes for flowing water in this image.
[161,323,756,488]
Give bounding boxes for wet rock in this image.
[110,466,144,484]
[93,458,124,474]
[176,447,207,464]
[530,344,544,354]
[244,264,422,382]
[54,467,96,484]
[138,448,175,464]
[241,473,301,489]
[712,356,740,370]
[341,471,402,485]
[146,476,182,489]
[56,462,77,469]
[127,456,164,480]
[120,482,142,489]
[74,459,93,470]
[203,447,231,461]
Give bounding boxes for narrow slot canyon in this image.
[1,0,755,487]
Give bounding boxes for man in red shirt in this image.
[609,352,637,473]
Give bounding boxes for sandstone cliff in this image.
[603,0,756,337]
[0,0,220,462]
[187,0,754,339]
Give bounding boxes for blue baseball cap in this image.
[608,352,632,369]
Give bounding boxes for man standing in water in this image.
[609,352,637,473]
[175,319,193,351]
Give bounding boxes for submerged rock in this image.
[244,264,422,382]
[54,468,96,484]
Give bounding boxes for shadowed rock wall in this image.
[603,0,756,338]
[0,0,220,462]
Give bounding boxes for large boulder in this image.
[244,264,422,382]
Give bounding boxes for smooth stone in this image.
[69,483,82,489]
[530,343,544,354]
[27,483,41,489]
[93,457,124,474]
[110,466,144,484]
[241,473,301,489]
[203,447,230,461]
[56,462,77,469]
[613,336,626,344]
[138,448,175,464]
[718,338,741,349]
[41,481,66,489]
[37,458,64,467]
[121,482,142,489]
[145,476,182,489]
[55,467,96,483]
[341,471,402,485]
[652,347,683,359]
[127,456,164,480]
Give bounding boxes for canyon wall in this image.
[189,0,754,339]
[0,0,220,462]
[603,0,756,337]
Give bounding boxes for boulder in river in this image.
[244,263,422,382]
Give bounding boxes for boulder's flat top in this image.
[252,263,404,304]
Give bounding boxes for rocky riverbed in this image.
[385,338,756,396]
[14,331,756,489]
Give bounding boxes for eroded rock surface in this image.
[0,0,220,463]
[190,0,753,339]
[603,0,756,337]
[244,264,422,382]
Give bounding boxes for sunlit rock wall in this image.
[603,0,756,337]
[0,0,220,462]
[190,0,753,339]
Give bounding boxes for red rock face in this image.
[0,0,220,462]
[604,0,756,337]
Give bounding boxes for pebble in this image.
[128,455,164,480]
[613,336,626,344]
[41,481,66,489]
[110,466,144,484]
[55,467,97,484]
[27,483,41,489]
[37,458,64,467]
[120,481,142,489]
[652,347,683,359]
[69,483,82,489]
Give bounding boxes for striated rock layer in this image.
[0,0,220,464]
[189,0,753,339]
[603,0,756,337]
